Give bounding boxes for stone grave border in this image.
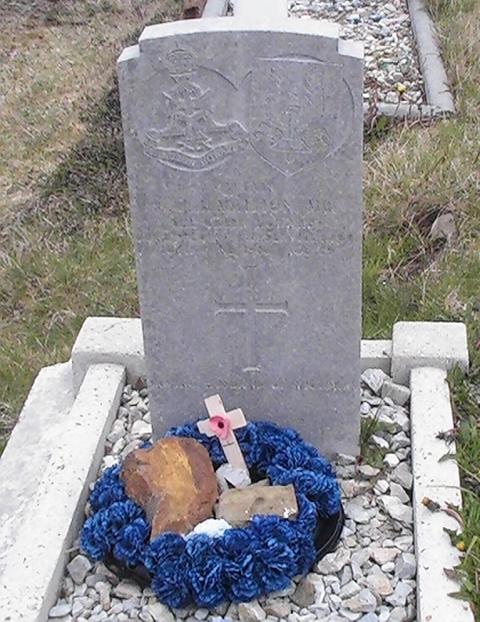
[202,0,455,119]
[0,318,474,621]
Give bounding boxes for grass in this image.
[0,0,182,449]
[0,0,479,615]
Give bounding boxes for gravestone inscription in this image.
[118,0,363,457]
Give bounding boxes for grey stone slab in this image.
[117,0,364,457]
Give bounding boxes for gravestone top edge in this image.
[119,18,364,65]
[118,45,140,64]
[137,16,342,45]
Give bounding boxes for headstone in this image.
[117,0,364,457]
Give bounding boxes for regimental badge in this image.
[141,48,249,172]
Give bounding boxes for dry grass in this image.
[0,0,182,449]
[0,0,180,219]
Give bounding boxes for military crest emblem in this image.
[141,48,248,171]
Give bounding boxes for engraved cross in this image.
[214,265,288,373]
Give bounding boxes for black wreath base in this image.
[81,420,345,608]
[105,498,345,589]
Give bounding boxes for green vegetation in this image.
[0,0,478,615]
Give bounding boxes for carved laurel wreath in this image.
[80,421,342,608]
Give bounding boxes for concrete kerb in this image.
[0,318,473,621]
[410,367,474,622]
[365,0,455,119]
[407,0,455,114]
[0,363,126,622]
[203,0,229,18]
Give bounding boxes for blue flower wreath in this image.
[81,420,341,608]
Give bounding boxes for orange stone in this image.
[120,437,218,538]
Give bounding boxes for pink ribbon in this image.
[208,415,231,440]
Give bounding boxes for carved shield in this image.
[248,57,355,176]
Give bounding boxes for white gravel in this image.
[288,0,426,106]
[49,369,416,622]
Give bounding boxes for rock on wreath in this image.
[81,419,344,608]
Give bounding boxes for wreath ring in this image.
[81,420,344,608]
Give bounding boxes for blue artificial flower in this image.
[142,532,187,574]
[113,517,150,566]
[187,536,227,607]
[88,464,125,512]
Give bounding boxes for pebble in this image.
[381,381,411,406]
[131,419,153,440]
[369,546,399,566]
[370,434,389,450]
[361,368,390,395]
[395,553,417,579]
[49,374,416,622]
[315,547,351,574]
[238,600,266,621]
[288,0,426,106]
[383,453,400,469]
[365,574,394,596]
[113,579,142,599]
[378,495,413,524]
[391,462,413,490]
[48,602,72,618]
[292,575,318,607]
[66,555,92,585]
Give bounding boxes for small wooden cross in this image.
[197,394,249,473]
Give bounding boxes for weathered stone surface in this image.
[215,483,297,525]
[121,437,218,537]
[238,599,266,622]
[117,3,364,459]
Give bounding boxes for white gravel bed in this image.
[48,369,416,622]
[287,0,426,107]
